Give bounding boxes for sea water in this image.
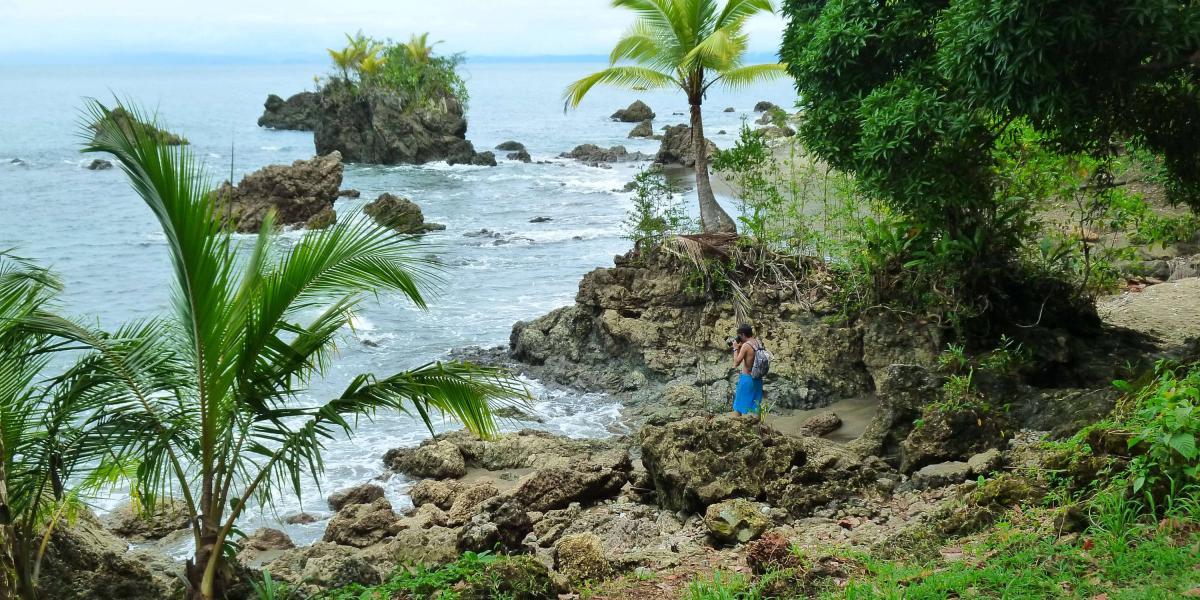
[0,60,795,550]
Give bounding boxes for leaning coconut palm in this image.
[80,100,527,600]
[564,0,787,234]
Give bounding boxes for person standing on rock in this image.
[731,324,765,415]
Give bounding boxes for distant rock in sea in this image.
[753,100,778,112]
[314,83,488,166]
[627,119,654,139]
[529,216,552,223]
[450,150,496,167]
[85,159,113,171]
[258,92,320,131]
[507,149,532,163]
[654,125,717,168]
[560,144,649,167]
[91,107,188,146]
[363,193,446,235]
[611,100,655,123]
[211,152,342,233]
[337,188,360,198]
[495,140,525,151]
[723,107,736,112]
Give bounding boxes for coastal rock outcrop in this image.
[753,101,778,112]
[628,119,655,138]
[91,107,187,146]
[362,193,446,235]
[611,100,655,122]
[560,144,649,167]
[507,149,532,163]
[258,92,320,131]
[105,499,191,541]
[496,140,526,151]
[38,511,174,600]
[86,159,113,170]
[655,124,717,168]
[211,152,342,232]
[327,483,386,511]
[639,415,882,516]
[313,85,487,166]
[509,249,922,410]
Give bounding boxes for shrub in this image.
[622,169,693,248]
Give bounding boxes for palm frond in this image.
[712,62,789,90]
[563,66,679,109]
[715,0,775,29]
[682,19,750,72]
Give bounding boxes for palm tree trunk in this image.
[690,101,737,234]
[0,437,18,600]
[188,524,220,600]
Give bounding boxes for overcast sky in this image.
[0,0,787,63]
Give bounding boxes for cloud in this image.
[0,0,785,61]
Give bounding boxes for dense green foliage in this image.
[326,32,469,110]
[564,0,788,234]
[318,552,558,600]
[779,0,1200,334]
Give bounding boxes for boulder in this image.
[640,415,879,516]
[357,525,460,571]
[724,106,736,112]
[362,193,446,235]
[496,140,526,151]
[91,107,187,146]
[327,483,385,511]
[36,511,173,600]
[910,461,973,489]
[305,206,336,230]
[507,149,532,162]
[899,402,1012,472]
[528,216,553,224]
[559,144,649,166]
[799,412,842,437]
[704,499,772,545]
[628,119,655,138]
[105,499,191,541]
[86,159,113,170]
[244,527,295,552]
[409,479,465,510]
[313,84,484,165]
[456,150,497,167]
[654,124,717,168]
[385,439,467,479]
[257,92,320,131]
[445,481,500,526]
[753,101,778,112]
[211,152,342,232]
[283,512,320,525]
[265,542,381,597]
[554,533,615,583]
[758,124,796,139]
[412,428,623,472]
[337,188,361,198]
[967,448,1004,476]
[611,100,655,122]
[323,497,402,548]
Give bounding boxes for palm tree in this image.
[0,254,149,600]
[329,31,385,83]
[564,0,787,234]
[403,32,441,65]
[81,101,527,600]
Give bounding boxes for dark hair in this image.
[737,324,754,338]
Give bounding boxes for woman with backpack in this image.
[731,324,770,415]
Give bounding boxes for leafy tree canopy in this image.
[781,0,1200,225]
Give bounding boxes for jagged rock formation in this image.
[258,92,320,131]
[211,152,342,232]
[38,511,175,600]
[628,119,655,138]
[313,85,489,166]
[559,144,649,167]
[509,249,939,410]
[612,100,655,122]
[362,193,446,234]
[655,124,717,168]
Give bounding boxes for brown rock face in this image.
[37,511,173,600]
[258,92,320,131]
[105,499,191,541]
[212,152,342,232]
[362,193,446,235]
[313,85,483,165]
[327,483,386,511]
[611,100,656,122]
[323,497,402,548]
[654,124,717,168]
[639,415,881,516]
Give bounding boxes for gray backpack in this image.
[750,340,771,379]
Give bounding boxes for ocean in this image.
[0,60,796,551]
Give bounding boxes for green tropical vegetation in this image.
[0,101,525,600]
[325,31,469,110]
[564,0,788,234]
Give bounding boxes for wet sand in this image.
[764,395,879,443]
